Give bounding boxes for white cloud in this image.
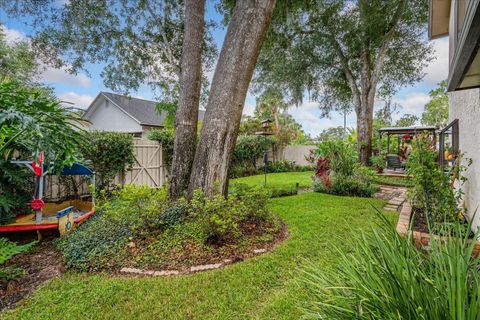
[422,38,449,86]
[58,92,94,110]
[392,92,430,114]
[2,26,25,43]
[39,66,92,88]
[1,24,92,88]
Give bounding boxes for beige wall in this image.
[449,88,480,230]
[277,145,316,166]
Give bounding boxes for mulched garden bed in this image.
[397,202,480,255]
[0,240,65,311]
[124,218,289,274]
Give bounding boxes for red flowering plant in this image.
[314,157,332,189]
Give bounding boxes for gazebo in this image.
[377,126,437,170]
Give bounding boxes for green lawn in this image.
[3,192,394,320]
[231,171,313,189]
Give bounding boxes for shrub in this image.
[148,128,174,167]
[56,184,277,271]
[406,134,469,225]
[315,140,357,176]
[80,131,135,191]
[370,154,385,172]
[329,175,376,197]
[55,185,168,271]
[313,173,376,198]
[230,135,274,178]
[189,185,272,243]
[303,214,480,320]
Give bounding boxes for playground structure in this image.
[0,155,95,237]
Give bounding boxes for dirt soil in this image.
[0,240,65,311]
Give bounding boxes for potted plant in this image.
[371,155,385,173]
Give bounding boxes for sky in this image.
[0,3,449,137]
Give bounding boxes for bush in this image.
[148,128,174,167]
[303,215,480,319]
[189,185,272,243]
[230,135,274,178]
[312,141,376,197]
[406,134,469,225]
[55,185,168,271]
[315,140,357,176]
[370,154,385,172]
[313,173,376,197]
[81,131,135,191]
[56,184,278,271]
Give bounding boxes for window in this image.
[439,119,459,170]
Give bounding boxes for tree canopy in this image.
[0,25,38,84]
[0,0,217,100]
[255,0,433,163]
[421,80,448,128]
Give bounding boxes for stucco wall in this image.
[449,88,480,230]
[86,98,142,133]
[278,145,316,166]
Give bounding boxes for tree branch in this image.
[329,36,361,112]
[370,0,407,89]
[144,0,180,76]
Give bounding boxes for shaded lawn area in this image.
[231,171,313,190]
[3,193,395,320]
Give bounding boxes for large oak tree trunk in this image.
[188,0,276,197]
[356,93,375,165]
[169,0,205,198]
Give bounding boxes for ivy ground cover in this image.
[3,192,392,320]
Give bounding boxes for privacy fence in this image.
[45,139,167,200]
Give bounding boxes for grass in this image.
[231,171,313,190]
[3,192,394,320]
[370,175,414,188]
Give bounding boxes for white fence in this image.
[45,139,167,200]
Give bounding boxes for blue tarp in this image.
[11,160,94,176]
[58,163,94,176]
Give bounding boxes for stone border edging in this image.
[396,200,480,254]
[120,247,271,277]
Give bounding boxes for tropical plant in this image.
[0,80,84,222]
[303,214,480,320]
[315,140,357,176]
[0,237,36,281]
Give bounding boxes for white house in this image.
[429,0,480,229]
[82,92,205,137]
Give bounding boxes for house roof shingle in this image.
[101,92,167,126]
[100,92,205,126]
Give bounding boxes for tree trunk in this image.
[356,92,375,165]
[188,0,276,197]
[168,0,205,198]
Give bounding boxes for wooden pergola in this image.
[377,126,437,154]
